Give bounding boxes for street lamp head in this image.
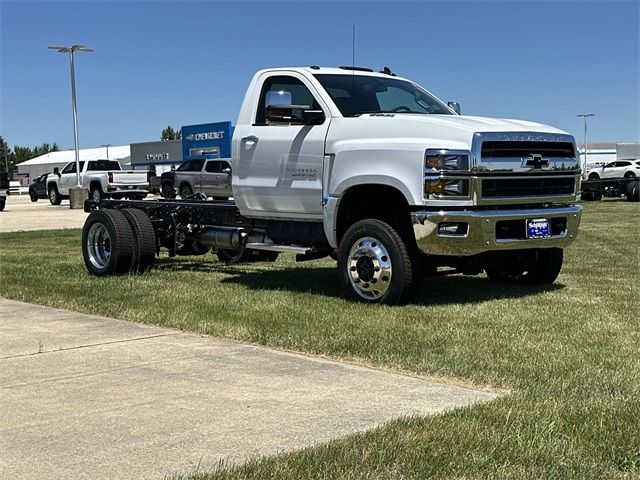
[48,44,93,53]
[48,45,71,52]
[72,45,94,52]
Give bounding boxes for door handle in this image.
[242,136,258,147]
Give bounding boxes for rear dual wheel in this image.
[82,208,156,276]
[626,180,639,202]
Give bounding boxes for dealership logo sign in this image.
[146,153,170,161]
[185,131,225,142]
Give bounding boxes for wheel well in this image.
[179,182,191,191]
[89,181,102,191]
[336,184,412,244]
[47,182,57,192]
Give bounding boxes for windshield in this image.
[314,74,453,117]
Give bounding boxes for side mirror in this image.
[266,105,324,125]
[447,101,461,114]
[222,167,231,174]
[53,167,60,176]
[301,109,325,125]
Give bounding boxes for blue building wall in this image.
[181,121,233,160]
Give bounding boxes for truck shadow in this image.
[154,259,564,306]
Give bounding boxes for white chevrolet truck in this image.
[48,159,150,204]
[81,66,582,304]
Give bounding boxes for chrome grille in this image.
[481,141,575,159]
[482,177,576,198]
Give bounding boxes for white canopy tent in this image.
[16,145,131,181]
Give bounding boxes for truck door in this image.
[234,73,330,220]
[202,160,232,197]
[58,162,83,194]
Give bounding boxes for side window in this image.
[61,163,75,174]
[619,161,630,167]
[255,75,320,125]
[177,160,204,172]
[205,161,232,173]
[192,159,205,172]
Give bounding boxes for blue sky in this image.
[1,1,638,150]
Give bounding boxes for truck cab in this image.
[233,67,581,250]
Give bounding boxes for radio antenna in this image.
[352,25,355,69]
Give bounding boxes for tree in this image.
[161,125,181,141]
[0,138,59,172]
[0,136,9,172]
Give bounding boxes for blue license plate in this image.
[527,218,550,239]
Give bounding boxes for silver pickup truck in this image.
[81,65,583,305]
[160,158,232,199]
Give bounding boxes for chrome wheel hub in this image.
[86,223,112,269]
[347,236,392,300]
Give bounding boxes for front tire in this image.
[337,219,416,305]
[179,183,193,199]
[588,172,599,180]
[624,171,636,179]
[161,183,175,199]
[29,189,38,202]
[485,248,564,285]
[48,185,62,205]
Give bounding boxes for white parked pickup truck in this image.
[82,66,583,305]
[48,159,150,204]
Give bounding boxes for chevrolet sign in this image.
[185,131,225,142]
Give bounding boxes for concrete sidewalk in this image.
[0,298,498,479]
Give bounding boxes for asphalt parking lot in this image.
[0,193,89,232]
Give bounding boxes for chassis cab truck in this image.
[82,66,583,305]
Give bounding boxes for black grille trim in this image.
[481,141,575,158]
[482,177,576,198]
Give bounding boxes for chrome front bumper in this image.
[412,204,582,256]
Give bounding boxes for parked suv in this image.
[160,158,232,199]
[587,160,640,180]
[29,173,50,202]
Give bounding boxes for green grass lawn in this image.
[1,200,638,479]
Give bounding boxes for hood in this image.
[328,114,573,151]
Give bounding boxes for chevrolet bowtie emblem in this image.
[523,154,549,170]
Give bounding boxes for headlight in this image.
[425,179,469,196]
[424,149,470,199]
[425,149,470,172]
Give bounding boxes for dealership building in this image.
[130,121,233,173]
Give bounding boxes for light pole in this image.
[101,144,111,160]
[49,44,93,207]
[577,113,595,176]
